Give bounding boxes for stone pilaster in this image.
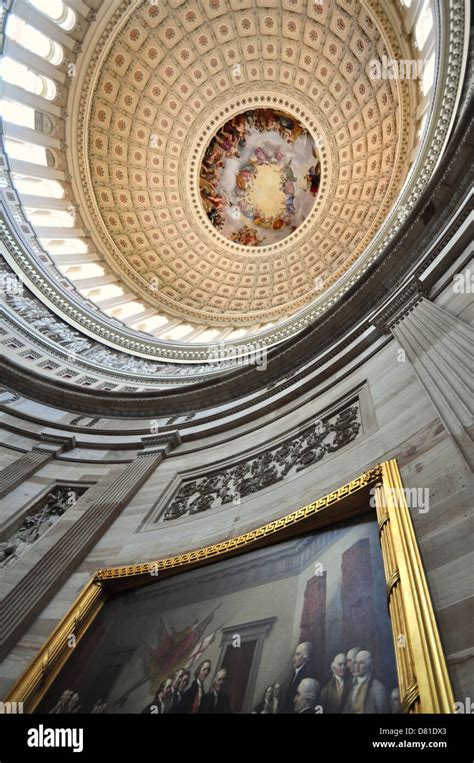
[389,298,473,469]
[0,433,76,499]
[0,436,178,660]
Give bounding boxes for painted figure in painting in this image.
[252,685,275,714]
[281,642,316,713]
[173,659,212,713]
[38,519,400,716]
[342,651,389,714]
[199,669,232,714]
[294,678,320,714]
[320,653,351,714]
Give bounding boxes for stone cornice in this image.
[1,96,471,422]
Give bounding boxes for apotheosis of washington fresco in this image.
[199,108,321,246]
[38,517,401,715]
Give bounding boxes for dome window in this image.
[27,0,76,32]
[0,57,56,100]
[6,15,63,65]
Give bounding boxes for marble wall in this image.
[0,267,471,708]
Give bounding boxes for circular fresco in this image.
[199,109,321,247]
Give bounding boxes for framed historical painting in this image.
[6,460,454,715]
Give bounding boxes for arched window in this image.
[134,314,169,333]
[0,57,56,100]
[4,138,47,166]
[12,175,65,199]
[84,284,124,300]
[0,99,35,129]
[62,264,106,279]
[24,208,75,227]
[27,0,76,32]
[6,15,63,65]
[415,4,433,51]
[106,301,146,320]
[40,238,88,254]
[421,53,435,96]
[192,329,220,343]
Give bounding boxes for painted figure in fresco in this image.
[235,168,253,192]
[278,114,305,143]
[215,131,240,158]
[281,642,317,713]
[230,225,264,246]
[293,678,320,714]
[173,659,212,713]
[238,200,254,220]
[285,195,296,216]
[252,108,279,132]
[202,144,224,171]
[254,146,271,164]
[320,653,351,713]
[208,207,225,229]
[305,162,321,196]
[273,146,285,163]
[342,650,389,714]
[283,160,297,182]
[229,113,247,141]
[199,668,232,713]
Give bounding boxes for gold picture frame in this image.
[5,459,454,714]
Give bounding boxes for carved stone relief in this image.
[163,402,361,521]
[0,485,88,568]
[1,270,237,379]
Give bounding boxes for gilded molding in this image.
[4,460,454,715]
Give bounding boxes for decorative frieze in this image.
[0,486,86,568]
[1,281,236,380]
[163,402,361,521]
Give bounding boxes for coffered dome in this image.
[1,0,455,372]
[77,0,420,331]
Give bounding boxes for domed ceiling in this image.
[76,0,419,330]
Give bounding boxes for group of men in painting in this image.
[260,642,401,715]
[141,661,231,714]
[48,642,400,715]
[139,642,400,714]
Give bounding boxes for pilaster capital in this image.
[140,431,181,457]
[370,278,428,333]
[37,429,77,454]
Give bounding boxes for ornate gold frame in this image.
[6,459,454,714]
